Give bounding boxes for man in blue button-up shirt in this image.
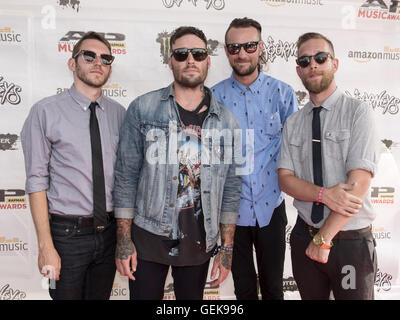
[212,17,298,300]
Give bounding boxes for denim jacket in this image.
[114,84,242,252]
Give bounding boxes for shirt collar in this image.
[229,71,266,94]
[68,84,105,111]
[304,87,341,114]
[161,82,221,119]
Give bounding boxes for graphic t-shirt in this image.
[132,90,213,266]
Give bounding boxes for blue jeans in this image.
[48,216,116,300]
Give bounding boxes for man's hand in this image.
[305,241,330,264]
[115,219,137,280]
[209,223,235,288]
[209,248,233,287]
[323,183,362,217]
[38,245,61,280]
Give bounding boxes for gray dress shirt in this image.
[277,88,380,230]
[21,85,126,216]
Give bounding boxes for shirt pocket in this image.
[264,111,282,137]
[324,129,350,161]
[289,135,306,162]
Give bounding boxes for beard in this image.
[173,66,207,88]
[302,70,335,94]
[75,64,110,88]
[231,58,258,77]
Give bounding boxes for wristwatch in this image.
[312,233,333,249]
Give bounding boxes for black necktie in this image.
[311,106,324,223]
[89,102,107,231]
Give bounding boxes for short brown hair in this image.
[296,32,335,57]
[72,31,112,58]
[224,17,267,71]
[170,26,208,48]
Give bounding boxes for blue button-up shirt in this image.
[212,72,298,227]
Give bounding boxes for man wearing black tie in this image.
[277,32,380,300]
[21,31,126,299]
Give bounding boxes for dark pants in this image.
[290,217,377,300]
[129,258,210,300]
[231,200,287,300]
[49,216,116,300]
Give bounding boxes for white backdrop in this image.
[1,0,400,300]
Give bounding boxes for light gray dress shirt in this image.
[21,85,126,216]
[277,88,380,230]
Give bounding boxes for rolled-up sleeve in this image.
[345,102,380,177]
[276,119,295,172]
[21,104,51,194]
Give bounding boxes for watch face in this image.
[313,234,323,246]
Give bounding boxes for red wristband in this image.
[317,187,325,205]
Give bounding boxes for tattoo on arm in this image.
[116,219,136,260]
[219,224,235,270]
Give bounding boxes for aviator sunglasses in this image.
[296,52,332,68]
[73,49,115,66]
[226,41,260,55]
[171,48,209,62]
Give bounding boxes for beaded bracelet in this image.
[219,245,233,252]
[317,187,325,205]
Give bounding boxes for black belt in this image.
[296,216,372,240]
[49,212,115,229]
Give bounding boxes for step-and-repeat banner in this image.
[1,0,399,300]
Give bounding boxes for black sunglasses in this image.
[296,52,332,68]
[73,49,115,66]
[171,48,208,62]
[226,41,260,55]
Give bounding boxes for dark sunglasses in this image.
[296,52,332,68]
[226,41,260,55]
[171,48,208,62]
[73,49,115,66]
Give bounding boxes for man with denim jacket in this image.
[113,26,242,300]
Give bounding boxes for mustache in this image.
[309,71,324,77]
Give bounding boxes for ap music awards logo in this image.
[58,31,127,56]
[0,189,27,211]
[162,0,225,10]
[370,186,395,205]
[345,89,400,115]
[260,0,323,7]
[156,31,219,65]
[358,0,400,21]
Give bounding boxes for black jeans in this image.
[231,200,287,300]
[129,258,210,300]
[49,216,116,300]
[290,217,377,300]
